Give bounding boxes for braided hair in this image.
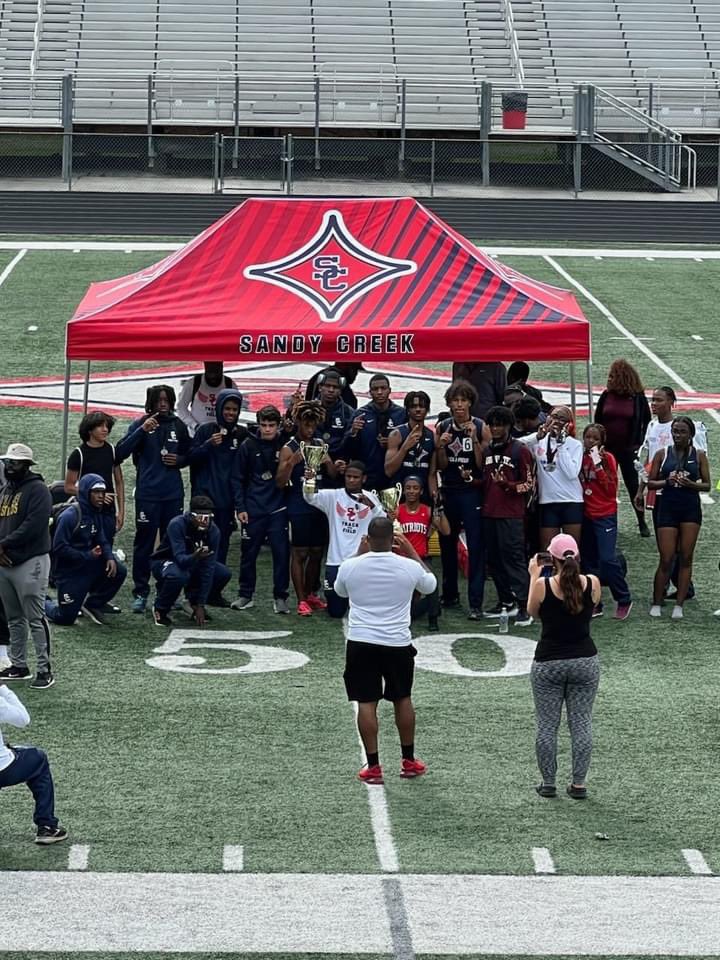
[292,399,324,427]
[145,384,176,414]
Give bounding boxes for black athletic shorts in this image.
[655,496,702,528]
[344,640,417,703]
[289,512,329,548]
[540,501,584,528]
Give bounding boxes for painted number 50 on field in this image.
[146,630,535,677]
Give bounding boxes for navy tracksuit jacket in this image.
[231,433,289,601]
[45,473,127,624]
[314,398,356,460]
[151,513,230,611]
[344,400,407,490]
[189,387,247,565]
[115,411,190,597]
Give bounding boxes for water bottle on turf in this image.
[498,605,509,635]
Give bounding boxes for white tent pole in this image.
[60,358,71,476]
[569,363,577,420]
[82,361,91,413]
[586,359,594,420]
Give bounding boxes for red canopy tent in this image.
[61,197,593,463]
[68,197,590,363]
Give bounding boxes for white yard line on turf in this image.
[352,701,400,873]
[544,255,720,429]
[0,248,26,287]
[531,847,556,874]
[3,871,720,953]
[682,848,713,875]
[486,248,720,259]
[0,241,182,251]
[66,845,89,871]
[2,241,720,259]
[222,845,244,872]
[343,617,401,874]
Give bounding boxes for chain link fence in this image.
[0,131,717,197]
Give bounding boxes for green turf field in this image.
[1,241,719,958]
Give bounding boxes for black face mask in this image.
[4,462,30,482]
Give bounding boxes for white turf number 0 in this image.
[146,630,535,678]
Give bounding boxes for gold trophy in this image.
[378,483,403,533]
[300,441,328,495]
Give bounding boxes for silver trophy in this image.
[378,483,403,533]
[300,441,328,495]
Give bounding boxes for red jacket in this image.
[581,450,619,519]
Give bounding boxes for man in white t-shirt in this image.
[177,362,238,437]
[334,517,437,785]
[303,460,384,618]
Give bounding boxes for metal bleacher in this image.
[0,0,519,127]
[533,0,720,127]
[0,0,719,134]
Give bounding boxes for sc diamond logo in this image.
[243,210,417,322]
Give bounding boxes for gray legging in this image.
[530,655,600,786]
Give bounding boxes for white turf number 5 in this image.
[146,630,309,675]
[146,629,534,678]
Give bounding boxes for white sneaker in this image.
[230,596,254,611]
[0,656,10,671]
[671,604,683,620]
[649,605,662,618]
[714,609,720,618]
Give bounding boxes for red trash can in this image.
[502,91,528,129]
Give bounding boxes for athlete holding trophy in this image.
[376,483,403,533]
[303,460,384,618]
[300,441,329,495]
[276,400,334,617]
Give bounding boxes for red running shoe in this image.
[297,601,313,616]
[307,593,327,610]
[400,758,427,779]
[358,764,384,785]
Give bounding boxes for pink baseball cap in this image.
[547,533,579,560]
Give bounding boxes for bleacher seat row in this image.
[0,0,718,129]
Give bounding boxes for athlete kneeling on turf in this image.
[45,474,127,627]
[150,495,231,627]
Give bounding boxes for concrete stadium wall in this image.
[0,193,718,242]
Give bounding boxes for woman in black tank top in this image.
[647,416,711,619]
[527,534,601,800]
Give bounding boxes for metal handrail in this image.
[500,0,525,88]
[683,144,697,190]
[317,62,399,123]
[29,0,45,78]
[7,70,720,94]
[593,86,683,141]
[593,133,680,183]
